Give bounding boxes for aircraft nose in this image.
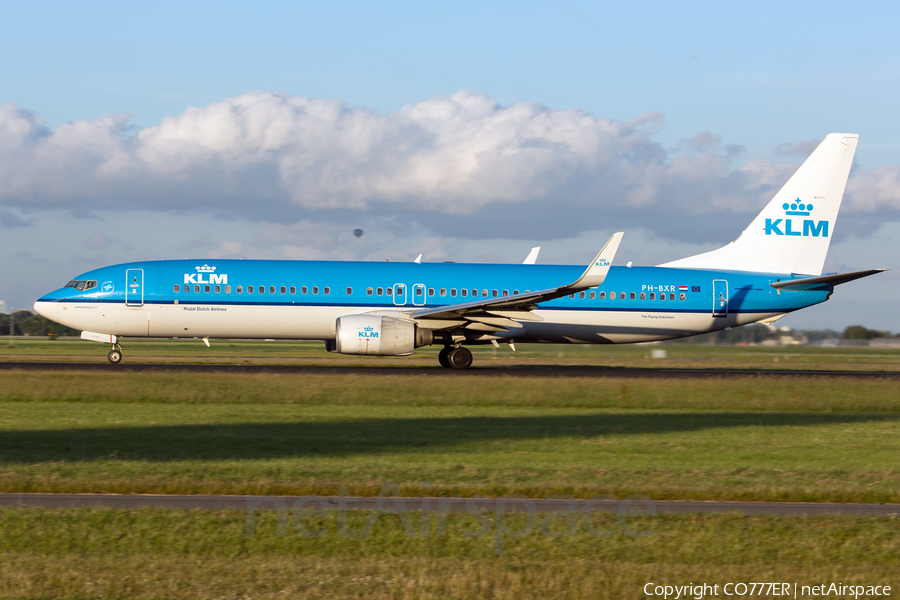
[33,300,58,323]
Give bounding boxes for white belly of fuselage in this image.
[40,301,780,345]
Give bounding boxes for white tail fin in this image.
[660,133,858,275]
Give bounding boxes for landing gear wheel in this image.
[107,349,123,365]
[438,347,452,368]
[447,346,473,370]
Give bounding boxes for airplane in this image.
[34,133,885,369]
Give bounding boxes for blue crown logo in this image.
[364,326,374,331]
[783,198,812,216]
[195,264,216,273]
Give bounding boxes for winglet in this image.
[413,254,422,264]
[522,247,541,264]
[570,232,623,289]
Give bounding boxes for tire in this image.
[447,347,473,370]
[438,347,452,368]
[107,349,123,365]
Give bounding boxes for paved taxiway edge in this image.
[1,494,898,517]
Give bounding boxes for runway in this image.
[1,362,898,378]
[1,493,897,517]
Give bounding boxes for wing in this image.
[410,233,623,331]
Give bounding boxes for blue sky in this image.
[1,0,898,330]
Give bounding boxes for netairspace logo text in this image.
[643,581,892,599]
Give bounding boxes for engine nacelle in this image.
[334,314,433,356]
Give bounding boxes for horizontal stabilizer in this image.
[771,269,887,290]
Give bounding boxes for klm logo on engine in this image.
[184,264,228,285]
[765,199,828,238]
[359,326,379,339]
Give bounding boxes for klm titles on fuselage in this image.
[183,264,227,285]
[765,199,828,237]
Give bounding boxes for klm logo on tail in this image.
[765,199,828,238]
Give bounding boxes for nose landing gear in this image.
[438,346,473,369]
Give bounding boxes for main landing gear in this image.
[107,344,123,365]
[438,346,473,370]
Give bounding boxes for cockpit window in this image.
[64,280,98,291]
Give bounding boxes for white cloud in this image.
[0,90,898,244]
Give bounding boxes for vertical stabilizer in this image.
[660,133,858,275]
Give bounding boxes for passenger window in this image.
[215,285,221,293]
[619,292,625,300]
[680,293,686,301]
[205,285,211,293]
[280,286,286,294]
[225,286,231,293]
[590,291,596,299]
[514,290,519,295]
[301,286,307,294]
[440,288,446,297]
[428,288,435,296]
[670,293,676,301]
[289,286,295,294]
[491,289,497,297]
[650,292,655,300]
[579,292,585,299]
[237,286,243,294]
[269,286,276,294]
[194,285,201,293]
[599,292,606,299]
[569,294,575,299]
[386,287,392,296]
[174,285,180,293]
[640,292,646,300]
[346,287,352,295]
[324,287,330,295]
[609,291,615,300]
[659,293,665,301]
[312,287,319,295]
[450,289,457,297]
[629,292,635,300]
[483,289,489,297]
[184,286,190,293]
[415,288,423,296]
[259,286,265,295]
[376,287,383,296]
[502,290,508,296]
[461,289,467,297]
[367,288,373,295]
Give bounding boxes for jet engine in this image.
[332,314,433,355]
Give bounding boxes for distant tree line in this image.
[0,311,80,337]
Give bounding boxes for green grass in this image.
[0,508,897,599]
[1,371,898,502]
